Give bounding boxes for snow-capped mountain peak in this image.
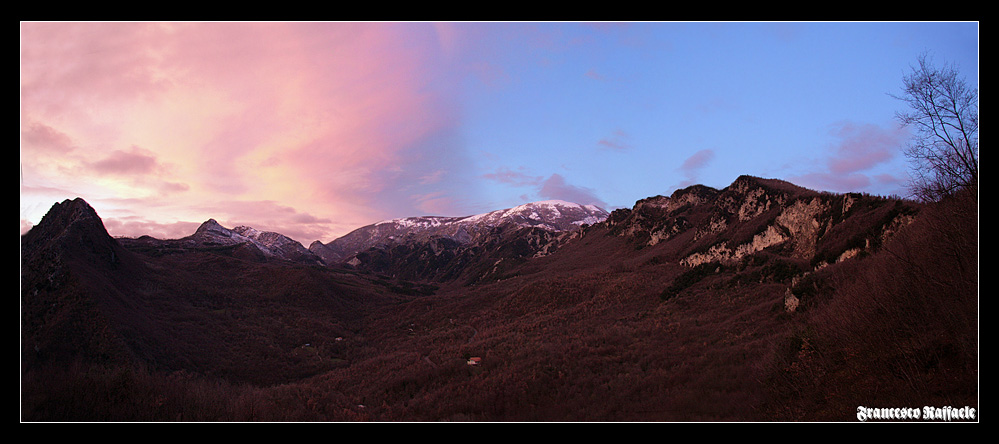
[461,200,608,230]
[193,219,254,245]
[309,200,609,264]
[186,219,321,264]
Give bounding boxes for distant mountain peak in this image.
[184,219,322,265]
[512,199,603,210]
[463,199,608,226]
[310,200,609,264]
[194,218,226,234]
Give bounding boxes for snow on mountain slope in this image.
[230,225,320,263]
[310,200,609,264]
[121,218,324,265]
[461,200,607,230]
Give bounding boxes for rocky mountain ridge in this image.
[118,218,325,265]
[27,177,918,286]
[343,223,585,285]
[308,200,609,265]
[100,199,607,270]
[304,176,921,287]
[601,175,919,271]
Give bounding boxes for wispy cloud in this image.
[410,192,463,216]
[789,121,908,194]
[418,170,447,185]
[21,122,75,154]
[597,129,632,152]
[584,69,606,81]
[824,121,904,175]
[680,149,715,172]
[85,146,161,176]
[483,166,606,209]
[538,174,607,209]
[789,172,874,193]
[482,167,545,187]
[676,149,715,186]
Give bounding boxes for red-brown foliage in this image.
[762,190,977,420]
[21,189,977,422]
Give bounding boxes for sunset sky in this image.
[20,21,979,245]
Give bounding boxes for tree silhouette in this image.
[892,54,979,202]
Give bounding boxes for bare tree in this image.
[892,54,978,202]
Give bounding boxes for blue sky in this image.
[451,22,978,211]
[20,21,979,243]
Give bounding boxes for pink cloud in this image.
[276,24,461,201]
[101,217,201,241]
[584,69,606,81]
[157,182,190,195]
[538,174,607,208]
[59,195,335,244]
[482,167,544,187]
[679,149,715,174]
[825,121,905,175]
[786,121,909,195]
[19,23,175,116]
[180,199,336,244]
[417,170,446,185]
[597,129,631,152]
[788,171,872,194]
[598,140,626,151]
[672,149,716,188]
[410,192,463,216]
[20,22,473,243]
[86,146,159,175]
[21,122,75,154]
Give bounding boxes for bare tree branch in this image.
[890,54,978,202]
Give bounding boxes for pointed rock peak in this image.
[54,197,101,220]
[27,197,105,239]
[195,218,226,233]
[21,197,124,265]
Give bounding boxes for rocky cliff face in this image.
[601,175,919,270]
[344,224,580,284]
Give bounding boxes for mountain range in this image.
[114,199,608,269]
[308,200,609,265]
[19,175,978,421]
